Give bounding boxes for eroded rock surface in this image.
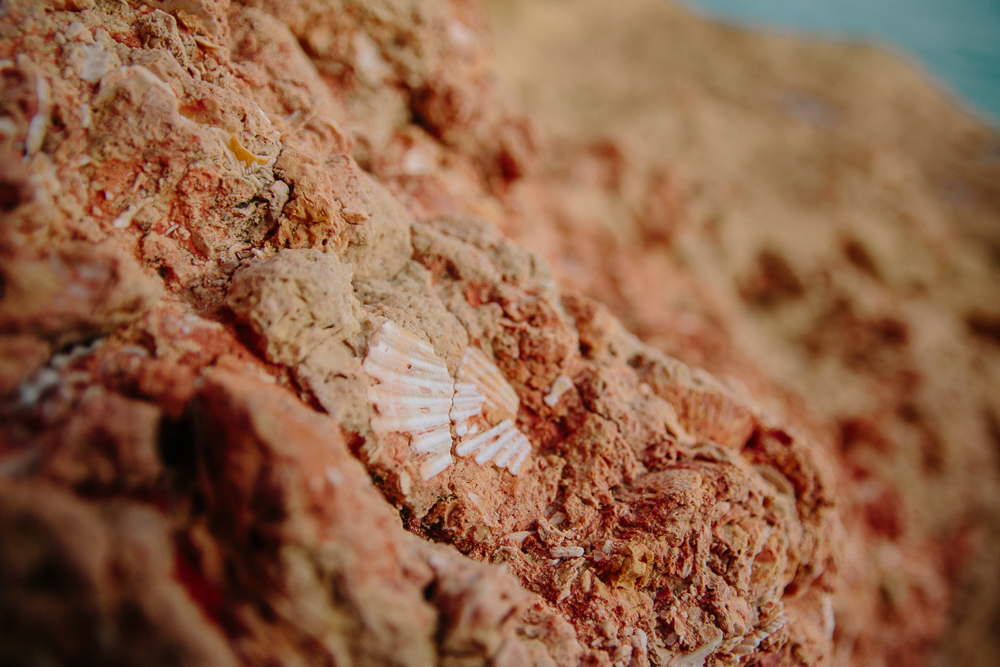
[3,0,989,666]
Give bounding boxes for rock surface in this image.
[484,2,1000,666]
[0,1,995,666]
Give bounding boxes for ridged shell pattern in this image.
[364,321,455,480]
[456,347,519,421]
[455,419,532,475]
[363,321,531,479]
[450,381,486,437]
[730,613,787,657]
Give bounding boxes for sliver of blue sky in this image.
[682,0,1000,128]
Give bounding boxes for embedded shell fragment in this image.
[456,346,520,422]
[8,0,990,663]
[363,321,533,479]
[455,419,532,475]
[364,321,455,480]
[450,381,487,436]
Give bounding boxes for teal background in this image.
[683,0,1000,128]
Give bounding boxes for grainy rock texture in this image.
[0,1,995,666]
[484,2,1000,666]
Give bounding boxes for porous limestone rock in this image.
[6,0,990,666]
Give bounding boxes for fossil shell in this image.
[731,613,787,657]
[364,321,455,480]
[456,347,519,421]
[363,322,533,479]
[450,381,486,437]
[455,419,531,475]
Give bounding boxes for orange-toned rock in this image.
[10,0,993,665]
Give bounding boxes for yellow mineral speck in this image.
[228,134,269,168]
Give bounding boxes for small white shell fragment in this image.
[398,470,412,496]
[112,203,139,228]
[364,321,455,480]
[550,546,585,558]
[64,22,87,41]
[455,419,531,474]
[325,467,343,487]
[822,595,835,640]
[507,531,535,545]
[731,613,786,657]
[544,375,574,406]
[352,32,392,84]
[25,74,50,156]
[672,626,723,666]
[456,347,519,421]
[610,644,632,666]
[79,42,110,83]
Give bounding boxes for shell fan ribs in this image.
[456,419,531,475]
[456,347,519,422]
[363,321,532,480]
[364,321,455,480]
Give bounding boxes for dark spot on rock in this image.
[0,178,24,212]
[841,237,881,279]
[158,412,197,476]
[865,489,904,539]
[966,311,1000,346]
[874,317,908,347]
[738,249,804,308]
[839,418,892,455]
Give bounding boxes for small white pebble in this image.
[544,375,574,407]
[64,22,88,41]
[325,467,343,487]
[79,42,109,83]
[112,204,137,228]
[19,368,61,406]
[25,74,50,156]
[610,644,632,666]
[398,470,412,495]
[550,546,585,559]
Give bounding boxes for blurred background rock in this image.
[484,1,1000,665]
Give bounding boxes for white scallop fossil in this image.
[730,613,787,657]
[456,347,519,421]
[363,321,532,479]
[364,321,455,480]
[450,380,486,437]
[455,419,532,475]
